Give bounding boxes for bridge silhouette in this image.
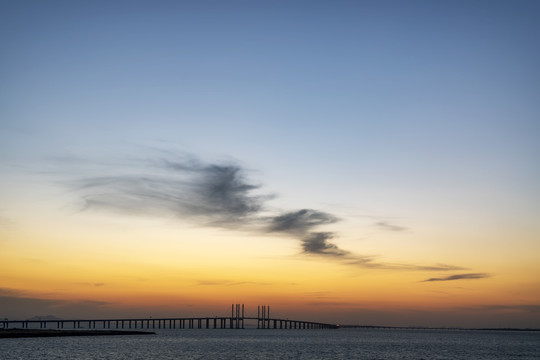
[1,304,339,330]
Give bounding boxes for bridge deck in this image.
[1,317,338,330]
[1,305,339,330]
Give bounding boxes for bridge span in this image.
[1,304,339,330]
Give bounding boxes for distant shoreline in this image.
[0,329,156,338]
[339,325,540,332]
[2,327,538,338]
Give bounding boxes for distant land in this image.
[340,325,540,332]
[0,329,155,338]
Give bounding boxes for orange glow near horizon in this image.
[2,218,539,327]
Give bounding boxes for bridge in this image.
[1,304,339,330]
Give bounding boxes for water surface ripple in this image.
[2,328,539,360]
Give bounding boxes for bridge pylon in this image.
[231,303,244,329]
[257,305,270,329]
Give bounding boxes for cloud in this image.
[73,282,106,287]
[306,301,355,306]
[344,258,465,271]
[196,280,272,286]
[265,209,349,257]
[421,273,490,282]
[76,155,349,258]
[77,158,267,227]
[376,221,406,232]
[474,304,540,313]
[267,209,338,235]
[301,232,349,257]
[68,152,473,273]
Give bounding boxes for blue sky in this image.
[3,0,538,220]
[1,0,539,326]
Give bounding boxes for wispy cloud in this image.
[77,157,267,228]
[265,209,348,257]
[267,209,338,235]
[421,273,490,282]
[376,221,406,232]
[73,282,106,287]
[306,300,355,306]
[196,280,272,287]
[474,304,540,313]
[68,151,475,273]
[301,232,349,257]
[73,155,352,258]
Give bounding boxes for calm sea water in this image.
[2,328,539,360]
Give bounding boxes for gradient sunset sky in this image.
[1,0,539,328]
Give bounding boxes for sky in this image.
[1,0,539,328]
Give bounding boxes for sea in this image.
[2,328,539,359]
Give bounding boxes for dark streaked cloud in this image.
[301,232,349,257]
[265,209,348,257]
[77,159,267,227]
[344,259,465,272]
[422,273,490,282]
[177,163,264,220]
[309,250,446,270]
[267,209,338,235]
[68,152,475,274]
